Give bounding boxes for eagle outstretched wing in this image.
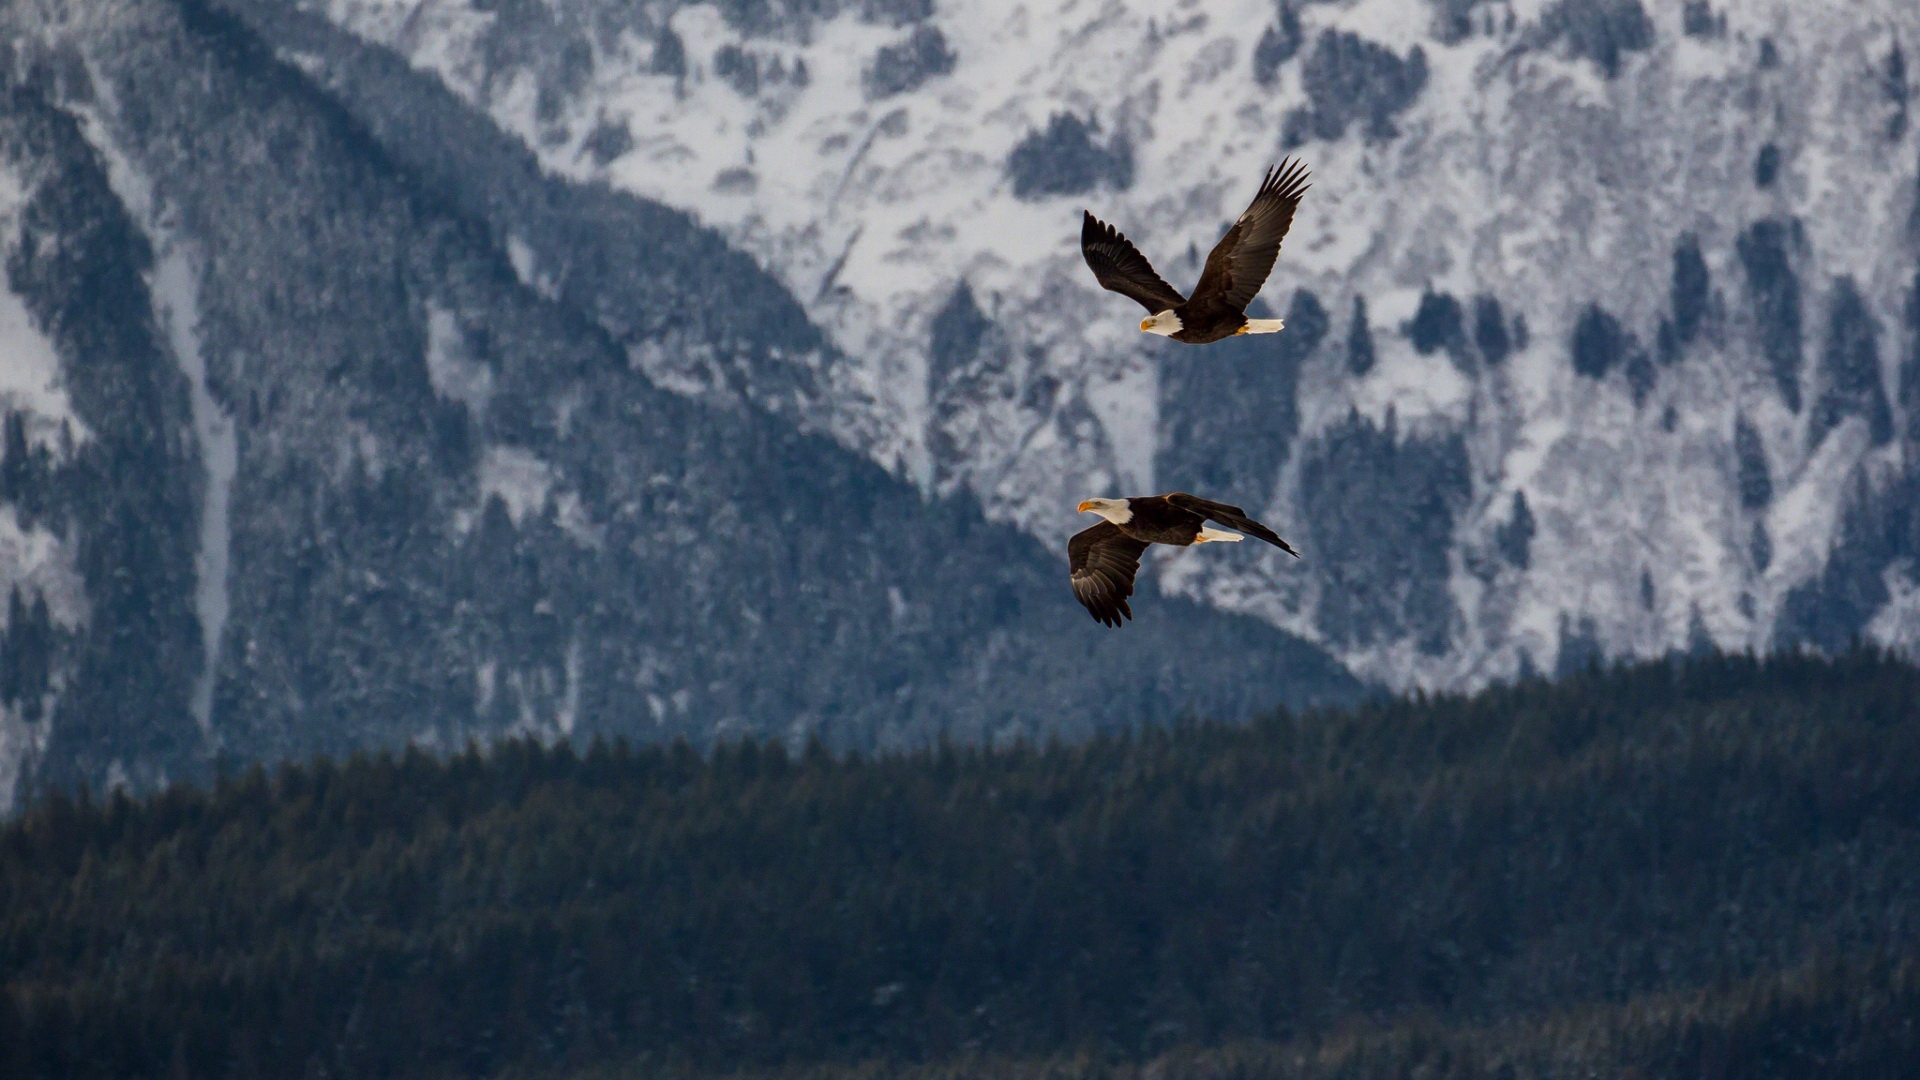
[1188,159,1311,315]
[1069,520,1152,627]
[1081,212,1188,315]
[1165,493,1300,557]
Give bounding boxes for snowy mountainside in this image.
[0,0,1360,807]
[308,0,1920,688]
[0,155,91,810]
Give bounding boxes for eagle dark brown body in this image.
[1068,493,1299,627]
[1155,297,1269,345]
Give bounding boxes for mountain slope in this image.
[297,0,1920,688]
[0,0,1359,806]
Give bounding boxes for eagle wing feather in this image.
[1164,493,1300,556]
[1189,159,1311,315]
[1068,520,1152,627]
[1081,212,1188,315]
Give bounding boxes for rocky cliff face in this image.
[289,0,1920,689]
[0,0,1360,807]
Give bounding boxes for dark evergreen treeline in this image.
[594,952,1918,1080]
[4,649,1919,1079]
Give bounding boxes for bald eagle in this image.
[1081,159,1311,344]
[1069,493,1299,627]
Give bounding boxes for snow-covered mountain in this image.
[0,0,1362,808]
[302,0,1920,688]
[4,0,1919,804]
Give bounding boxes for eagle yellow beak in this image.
[1077,500,1096,513]
[1139,318,1152,332]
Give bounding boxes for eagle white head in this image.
[1077,497,1134,524]
[1139,310,1183,337]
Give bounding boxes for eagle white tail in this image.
[1239,319,1285,334]
[1195,526,1243,543]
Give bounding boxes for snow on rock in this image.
[424,303,497,414]
[152,246,233,736]
[0,156,90,810]
[0,503,85,813]
[0,161,89,451]
[1869,562,1920,656]
[477,444,557,525]
[318,0,1920,689]
[0,506,87,633]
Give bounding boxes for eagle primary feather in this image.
[1068,521,1151,629]
[1079,213,1187,314]
[1163,493,1300,556]
[1191,160,1312,315]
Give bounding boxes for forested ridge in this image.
[4,650,1919,1078]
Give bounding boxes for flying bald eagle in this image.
[1081,159,1311,344]
[1069,493,1299,627]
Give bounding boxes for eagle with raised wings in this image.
[1081,159,1311,344]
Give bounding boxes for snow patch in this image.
[505,235,559,300]
[154,248,233,735]
[0,503,86,813]
[0,704,44,813]
[1868,563,1920,655]
[479,444,556,523]
[424,303,495,414]
[0,506,88,631]
[1084,364,1157,492]
[1349,343,1474,431]
[1765,419,1869,619]
[558,636,581,737]
[552,491,604,549]
[0,161,89,451]
[475,658,497,716]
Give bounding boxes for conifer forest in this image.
[4,650,1917,1079]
